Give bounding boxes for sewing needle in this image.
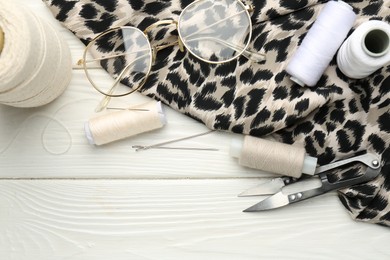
[132,130,216,151]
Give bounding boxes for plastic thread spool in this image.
[230,135,318,178]
[337,20,390,79]
[364,28,389,57]
[85,101,166,146]
[286,1,356,87]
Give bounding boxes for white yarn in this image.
[286,1,356,87]
[0,1,72,107]
[337,20,390,79]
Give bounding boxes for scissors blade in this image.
[238,177,295,197]
[243,192,289,212]
[243,177,323,212]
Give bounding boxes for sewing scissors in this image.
[240,153,381,212]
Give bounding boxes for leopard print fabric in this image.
[43,0,390,226]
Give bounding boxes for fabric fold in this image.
[43,0,390,226]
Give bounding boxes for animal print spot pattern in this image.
[43,0,390,226]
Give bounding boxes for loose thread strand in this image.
[0,98,98,155]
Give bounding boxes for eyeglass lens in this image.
[178,0,252,63]
[84,27,153,97]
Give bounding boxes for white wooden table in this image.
[1,1,389,259]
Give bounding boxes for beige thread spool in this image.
[85,101,166,146]
[230,135,317,178]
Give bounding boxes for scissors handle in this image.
[285,163,381,205]
[315,153,380,174]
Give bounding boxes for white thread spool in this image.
[230,135,318,178]
[0,1,72,107]
[286,1,356,87]
[337,20,390,79]
[85,101,166,145]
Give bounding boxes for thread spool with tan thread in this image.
[230,135,318,178]
[85,101,166,146]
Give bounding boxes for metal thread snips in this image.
[240,153,382,212]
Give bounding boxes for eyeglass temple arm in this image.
[78,49,151,65]
[184,9,247,38]
[186,36,265,62]
[95,53,151,112]
[152,37,263,62]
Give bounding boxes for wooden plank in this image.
[0,179,389,260]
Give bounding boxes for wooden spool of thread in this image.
[0,26,4,54]
[230,135,318,178]
[85,101,166,146]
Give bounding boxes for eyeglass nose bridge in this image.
[143,20,178,34]
[245,4,254,13]
[143,20,185,53]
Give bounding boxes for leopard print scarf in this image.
[43,0,390,226]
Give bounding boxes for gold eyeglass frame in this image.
[77,0,264,112]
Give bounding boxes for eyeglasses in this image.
[78,0,265,111]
